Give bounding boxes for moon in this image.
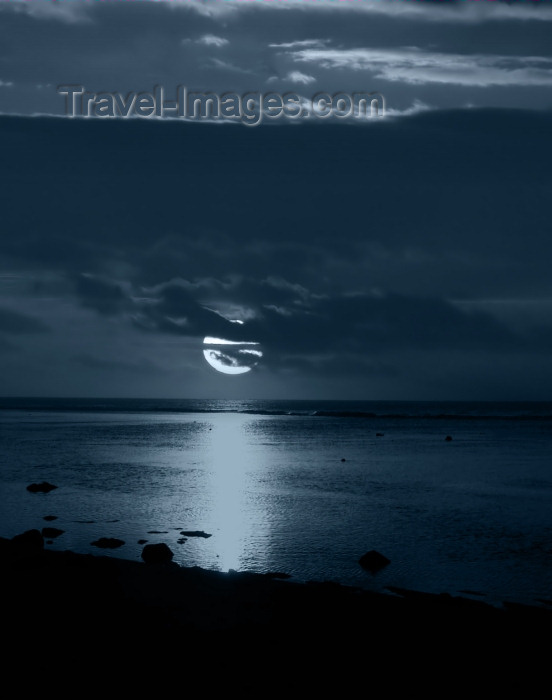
[203,326,263,375]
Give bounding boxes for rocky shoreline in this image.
[2,528,550,689]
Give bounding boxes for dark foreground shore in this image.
[2,529,550,690]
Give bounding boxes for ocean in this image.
[1,397,551,609]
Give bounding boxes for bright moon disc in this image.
[203,329,262,375]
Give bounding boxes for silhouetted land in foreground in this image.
[2,530,550,690]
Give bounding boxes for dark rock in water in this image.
[179,530,212,538]
[141,542,174,564]
[43,515,58,521]
[445,435,453,441]
[341,458,346,462]
[359,550,391,574]
[147,530,168,534]
[26,482,57,493]
[177,538,187,544]
[376,433,384,437]
[11,529,44,553]
[91,537,125,549]
[41,527,64,538]
[137,539,148,545]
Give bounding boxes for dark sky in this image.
[1,0,551,401]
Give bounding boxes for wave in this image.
[1,397,552,421]
[311,411,552,421]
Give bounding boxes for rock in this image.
[41,527,64,538]
[91,537,125,549]
[141,542,174,564]
[147,530,168,534]
[445,435,453,441]
[341,458,346,462]
[265,572,292,580]
[26,482,57,493]
[177,538,187,544]
[376,433,384,437]
[358,550,391,574]
[179,530,212,538]
[11,529,44,552]
[43,515,58,521]
[137,539,148,545]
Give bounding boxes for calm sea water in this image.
[1,397,551,609]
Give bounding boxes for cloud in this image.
[292,46,552,87]
[286,70,316,85]
[245,291,525,363]
[9,0,543,28]
[2,0,551,118]
[174,0,552,24]
[209,58,254,74]
[384,99,433,118]
[73,274,127,316]
[2,108,552,398]
[0,306,49,334]
[3,109,551,299]
[129,279,248,341]
[81,272,528,369]
[197,34,229,48]
[269,39,329,49]
[2,2,552,399]
[0,0,93,24]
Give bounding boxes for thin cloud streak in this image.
[1,0,94,24]
[173,0,552,24]
[293,47,552,87]
[12,0,551,27]
[286,71,316,85]
[196,34,229,47]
